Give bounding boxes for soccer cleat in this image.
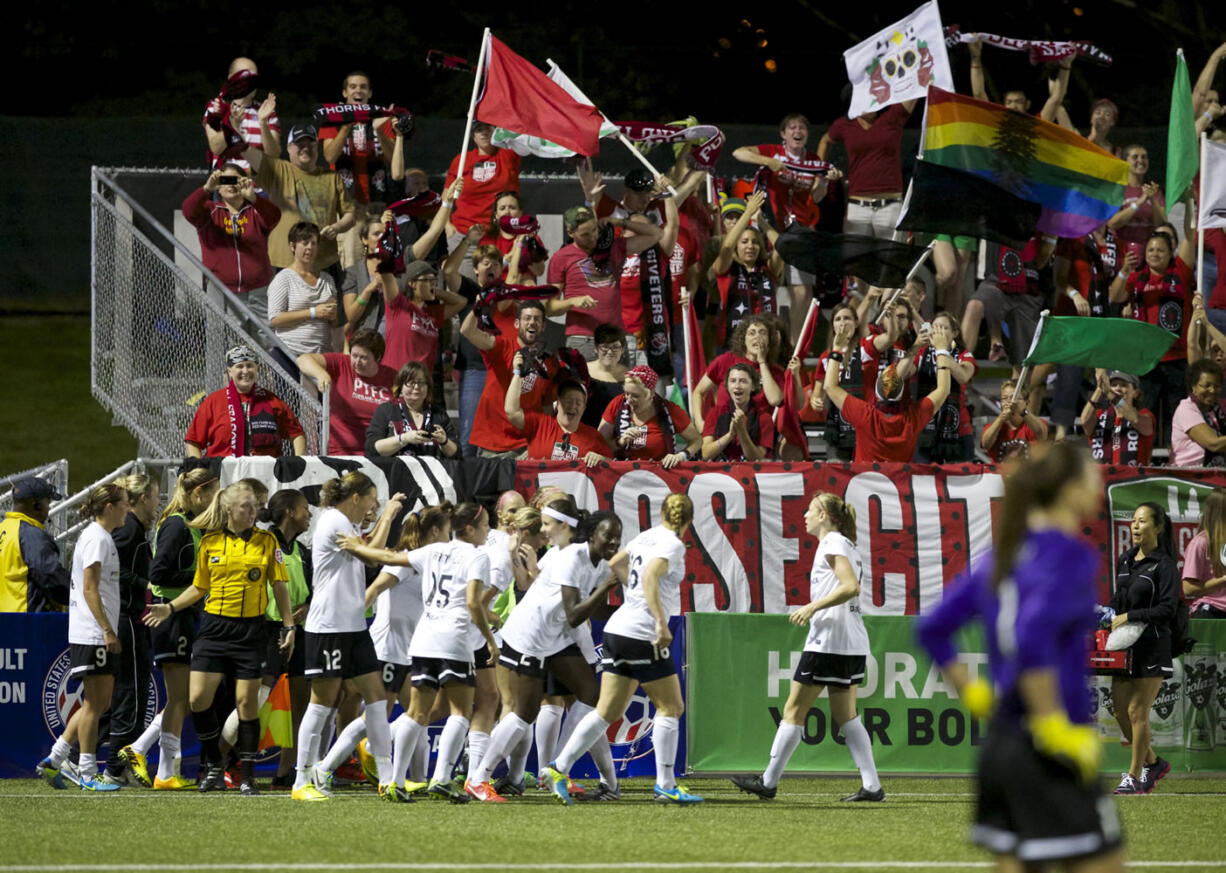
[240,778,260,797]
[291,782,329,802]
[492,775,525,797]
[1113,773,1148,795]
[311,764,335,797]
[426,779,470,804]
[59,760,83,788]
[730,774,776,800]
[583,782,621,801]
[463,780,506,803]
[541,765,571,806]
[153,774,195,791]
[79,775,122,792]
[37,758,67,790]
[98,771,128,787]
[198,764,226,792]
[356,739,379,786]
[653,784,704,804]
[1142,756,1171,791]
[223,761,243,789]
[379,782,413,803]
[841,786,886,802]
[567,779,586,796]
[333,759,367,784]
[522,771,537,789]
[403,780,429,796]
[117,745,152,788]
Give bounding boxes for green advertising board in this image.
[685,613,1226,775]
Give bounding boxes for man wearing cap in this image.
[578,162,666,227]
[185,346,307,458]
[0,478,70,613]
[823,325,952,463]
[548,205,663,359]
[504,363,608,465]
[382,259,467,373]
[1081,369,1155,466]
[246,124,355,275]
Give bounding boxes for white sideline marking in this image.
[1,863,1224,871]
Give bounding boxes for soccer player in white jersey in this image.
[543,492,702,804]
[463,498,624,802]
[336,501,497,802]
[37,483,129,792]
[732,491,885,802]
[291,472,405,802]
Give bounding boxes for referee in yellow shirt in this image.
[145,481,294,796]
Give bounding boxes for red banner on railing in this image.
[515,461,1226,615]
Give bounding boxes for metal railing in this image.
[47,459,182,560]
[0,461,72,539]
[90,167,329,458]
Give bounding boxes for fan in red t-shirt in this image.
[444,122,521,236]
[701,363,775,461]
[822,324,953,464]
[185,346,305,458]
[981,379,1050,464]
[599,366,702,468]
[690,315,787,434]
[505,361,609,467]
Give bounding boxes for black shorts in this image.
[793,651,867,688]
[381,660,411,694]
[599,632,677,684]
[150,599,199,667]
[473,644,494,671]
[190,614,265,680]
[303,630,380,680]
[1126,631,1173,679]
[263,622,306,678]
[498,642,548,679]
[410,657,475,689]
[545,644,597,697]
[69,643,117,677]
[973,722,1123,863]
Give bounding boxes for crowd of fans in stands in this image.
[181,45,1226,469]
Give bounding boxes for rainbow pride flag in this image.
[921,86,1129,238]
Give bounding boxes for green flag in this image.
[1023,316,1175,373]
[1166,49,1198,206]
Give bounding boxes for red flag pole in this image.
[455,28,491,189]
[682,286,695,395]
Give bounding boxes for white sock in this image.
[467,731,490,778]
[366,707,393,784]
[79,753,97,780]
[653,715,680,790]
[294,703,334,790]
[471,713,527,785]
[48,737,72,767]
[431,716,470,785]
[762,721,803,789]
[535,705,564,772]
[411,730,429,782]
[507,729,532,783]
[556,702,583,755]
[841,716,881,791]
[157,734,180,781]
[321,717,367,772]
[132,713,162,756]
[321,710,337,754]
[554,710,609,774]
[590,734,618,790]
[390,714,414,785]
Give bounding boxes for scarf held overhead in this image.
[617,121,726,171]
[943,26,1112,66]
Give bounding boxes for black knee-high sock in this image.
[237,718,260,781]
[193,708,221,766]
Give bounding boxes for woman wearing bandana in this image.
[599,366,701,469]
[364,361,459,459]
[185,346,306,458]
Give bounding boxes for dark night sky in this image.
[17,1,1226,127]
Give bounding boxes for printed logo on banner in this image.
[605,689,655,764]
[42,648,161,739]
[1106,477,1212,579]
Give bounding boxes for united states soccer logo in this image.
[605,689,655,764]
[42,647,161,739]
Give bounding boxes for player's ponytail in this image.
[661,493,694,534]
[816,492,857,543]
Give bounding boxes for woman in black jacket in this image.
[1109,501,1179,795]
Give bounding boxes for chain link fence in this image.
[90,167,328,458]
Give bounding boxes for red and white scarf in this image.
[226,381,278,456]
[617,121,726,171]
[944,26,1112,66]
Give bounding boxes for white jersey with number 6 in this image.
[603,525,685,643]
[803,531,869,656]
[406,540,490,662]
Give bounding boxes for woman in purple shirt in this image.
[917,443,1124,872]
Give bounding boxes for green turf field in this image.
[1,775,1223,871]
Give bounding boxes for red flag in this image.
[476,35,604,156]
[775,301,820,459]
[682,294,711,418]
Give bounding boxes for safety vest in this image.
[265,537,309,623]
[0,512,39,612]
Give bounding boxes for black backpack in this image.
[1171,601,1195,657]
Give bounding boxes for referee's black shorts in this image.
[972,721,1123,863]
[190,614,265,679]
